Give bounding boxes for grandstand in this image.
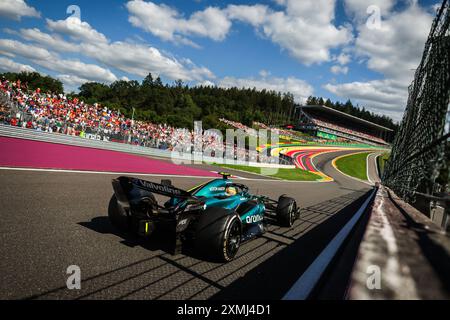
[0,79,276,163]
[294,105,393,146]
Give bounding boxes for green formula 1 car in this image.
[108,172,300,262]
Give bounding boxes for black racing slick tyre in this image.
[108,194,131,232]
[194,207,242,262]
[276,196,298,227]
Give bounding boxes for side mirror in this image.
[161,179,172,186]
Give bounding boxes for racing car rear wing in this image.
[112,176,194,201]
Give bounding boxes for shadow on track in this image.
[78,217,181,255]
[24,189,371,300]
[210,188,372,300]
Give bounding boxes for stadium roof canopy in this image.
[299,105,394,132]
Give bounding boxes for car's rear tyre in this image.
[276,196,298,227]
[194,207,242,262]
[108,194,131,232]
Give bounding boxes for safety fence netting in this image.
[383,0,450,210]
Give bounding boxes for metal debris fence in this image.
[382,0,450,206]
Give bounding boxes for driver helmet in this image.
[225,186,237,196]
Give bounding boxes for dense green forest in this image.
[1,71,397,131]
[75,73,296,130]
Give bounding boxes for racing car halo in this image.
[108,172,300,262]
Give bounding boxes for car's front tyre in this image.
[276,196,298,227]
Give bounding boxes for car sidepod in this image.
[237,200,266,241]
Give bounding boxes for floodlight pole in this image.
[128,107,135,144]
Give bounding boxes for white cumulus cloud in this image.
[354,3,433,82]
[127,0,231,46]
[18,28,76,53]
[325,1,435,120]
[330,65,349,75]
[5,16,216,84]
[249,0,353,65]
[336,53,351,65]
[324,79,407,120]
[126,0,352,65]
[0,0,40,21]
[46,17,108,44]
[56,74,91,92]
[0,57,36,73]
[226,4,269,26]
[218,75,314,103]
[344,0,395,21]
[0,39,118,84]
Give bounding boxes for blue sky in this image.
[0,0,441,120]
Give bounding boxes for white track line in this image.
[373,154,381,181]
[366,153,373,184]
[0,166,325,182]
[0,166,216,179]
[366,152,382,184]
[283,187,377,300]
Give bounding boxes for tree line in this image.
[75,73,297,130]
[1,71,397,131]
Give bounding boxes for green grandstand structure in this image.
[294,105,393,146]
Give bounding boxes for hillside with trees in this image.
[1,71,397,131]
[74,73,296,130]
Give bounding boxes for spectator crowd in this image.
[0,78,275,163]
[310,117,386,145]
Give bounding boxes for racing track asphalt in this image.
[0,149,373,300]
[367,152,382,183]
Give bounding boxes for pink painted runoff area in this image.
[0,136,218,177]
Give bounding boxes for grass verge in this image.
[335,152,370,181]
[216,163,321,181]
